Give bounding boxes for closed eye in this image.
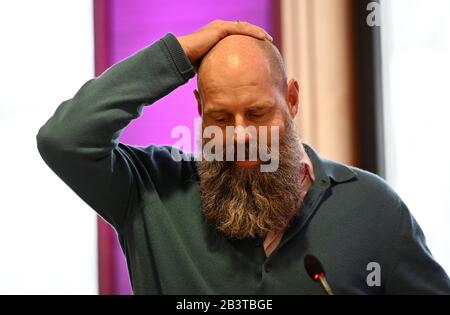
[247,112,267,120]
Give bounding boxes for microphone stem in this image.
[318,276,334,295]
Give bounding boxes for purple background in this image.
[107,0,276,294]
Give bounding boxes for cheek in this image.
[264,116,286,144]
[201,125,222,144]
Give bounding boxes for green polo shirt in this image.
[36,33,450,294]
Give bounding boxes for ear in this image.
[194,89,202,116]
[286,79,300,119]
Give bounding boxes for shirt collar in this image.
[302,143,357,184]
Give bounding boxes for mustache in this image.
[205,141,273,160]
[200,131,281,172]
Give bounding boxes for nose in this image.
[233,115,253,144]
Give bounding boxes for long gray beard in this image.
[196,117,308,240]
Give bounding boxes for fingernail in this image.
[267,34,273,42]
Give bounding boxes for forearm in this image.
[37,33,195,159]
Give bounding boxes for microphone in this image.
[304,254,334,295]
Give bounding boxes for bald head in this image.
[194,34,299,138]
[197,35,287,96]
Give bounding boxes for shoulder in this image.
[349,166,400,203]
[321,158,404,225]
[325,157,401,206]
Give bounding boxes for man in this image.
[37,20,450,294]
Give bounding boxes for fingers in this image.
[232,20,273,42]
[180,20,274,65]
[213,19,273,42]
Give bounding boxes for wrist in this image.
[176,36,192,62]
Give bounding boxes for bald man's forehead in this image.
[197,35,287,94]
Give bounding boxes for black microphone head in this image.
[304,254,326,281]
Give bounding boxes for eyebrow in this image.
[204,102,274,114]
[204,109,229,115]
[247,104,274,111]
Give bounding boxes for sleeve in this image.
[36,33,195,231]
[384,199,450,294]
